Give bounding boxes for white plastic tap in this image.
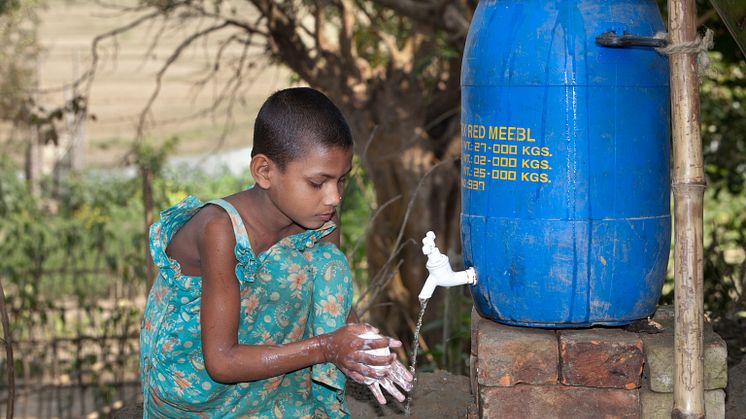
[418,231,477,300]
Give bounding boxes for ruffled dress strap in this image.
[148,195,204,285]
[277,220,337,254]
[204,198,257,283]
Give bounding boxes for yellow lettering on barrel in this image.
[522,146,541,156]
[527,128,536,142]
[491,170,516,181]
[521,159,550,169]
[520,172,551,183]
[516,127,526,141]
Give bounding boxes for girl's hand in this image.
[319,323,394,381]
[367,357,414,405]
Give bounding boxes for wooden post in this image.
[667,0,706,417]
[0,276,15,419]
[24,125,41,198]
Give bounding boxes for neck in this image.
[239,187,301,254]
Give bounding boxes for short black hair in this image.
[251,87,353,169]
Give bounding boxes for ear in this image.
[250,154,273,189]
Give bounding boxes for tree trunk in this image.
[24,125,41,198]
[0,276,15,419]
[339,85,462,353]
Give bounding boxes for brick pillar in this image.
[639,306,727,419]
[470,306,727,419]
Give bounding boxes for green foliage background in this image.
[678,52,746,352]
[657,53,746,332]
[0,0,40,123]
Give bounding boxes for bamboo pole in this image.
[667,0,706,417]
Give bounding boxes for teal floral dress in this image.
[140,196,353,418]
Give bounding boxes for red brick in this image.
[480,385,640,419]
[559,328,644,389]
[475,314,558,387]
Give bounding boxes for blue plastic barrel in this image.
[461,0,670,327]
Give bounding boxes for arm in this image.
[199,215,392,384]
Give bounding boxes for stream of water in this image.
[404,298,429,416]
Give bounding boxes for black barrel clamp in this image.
[595,31,668,48]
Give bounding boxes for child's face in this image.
[268,144,353,230]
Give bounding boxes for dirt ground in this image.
[346,370,475,418]
[112,367,746,419]
[112,366,746,418]
[112,370,475,418]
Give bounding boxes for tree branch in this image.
[370,0,471,38]
[72,9,164,96]
[312,0,329,53]
[139,15,169,73]
[337,0,363,80]
[369,0,444,25]
[372,17,407,68]
[184,3,270,37]
[250,0,320,82]
[134,21,231,141]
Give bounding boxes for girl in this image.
[139,87,412,418]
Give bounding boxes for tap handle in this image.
[422,231,439,257]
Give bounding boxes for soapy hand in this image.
[366,357,414,405]
[319,323,394,381]
[343,332,414,405]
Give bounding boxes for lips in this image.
[318,211,335,221]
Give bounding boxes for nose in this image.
[324,184,342,207]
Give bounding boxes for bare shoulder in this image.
[197,205,241,285]
[194,206,236,250]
